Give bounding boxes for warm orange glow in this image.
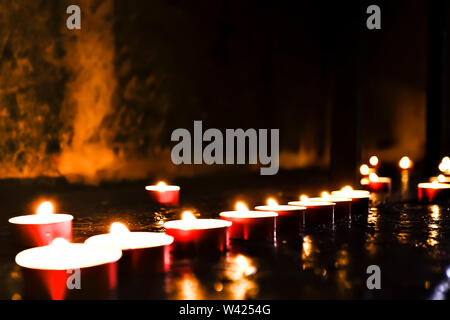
[266,198,278,207]
[109,222,130,234]
[182,211,197,222]
[342,185,353,192]
[226,254,257,281]
[235,201,249,212]
[157,181,167,187]
[321,191,330,198]
[438,174,446,183]
[300,194,309,201]
[360,164,370,175]
[399,156,412,170]
[36,201,54,216]
[369,156,379,167]
[369,173,379,182]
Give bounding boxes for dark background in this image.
[0,0,446,185]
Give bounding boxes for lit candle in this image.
[255,198,306,242]
[288,195,335,229]
[418,180,450,203]
[165,211,231,255]
[367,173,392,193]
[308,191,352,221]
[15,238,121,300]
[438,157,450,176]
[85,222,174,274]
[369,156,379,169]
[9,201,73,248]
[331,186,371,216]
[430,174,450,184]
[360,164,373,177]
[145,181,180,206]
[220,202,277,242]
[399,156,412,171]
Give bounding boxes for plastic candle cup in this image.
[418,180,450,203]
[145,181,180,206]
[308,192,352,221]
[331,186,371,216]
[15,238,122,300]
[255,198,306,242]
[288,195,335,229]
[85,222,174,276]
[367,173,392,194]
[220,202,277,242]
[8,201,73,248]
[164,211,231,256]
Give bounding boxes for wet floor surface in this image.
[0,170,449,299]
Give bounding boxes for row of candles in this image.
[8,155,450,299]
[9,183,371,299]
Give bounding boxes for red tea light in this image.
[430,174,450,184]
[309,192,352,221]
[288,195,335,228]
[85,222,173,275]
[399,156,413,171]
[255,198,306,241]
[369,156,379,169]
[332,186,371,216]
[15,238,121,300]
[220,202,277,242]
[165,211,231,255]
[9,201,73,248]
[418,180,450,203]
[367,173,392,193]
[145,181,180,206]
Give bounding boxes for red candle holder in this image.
[8,201,73,248]
[145,181,180,206]
[367,174,392,194]
[255,198,306,242]
[15,239,121,300]
[85,222,174,275]
[418,181,450,203]
[308,195,352,221]
[164,211,231,256]
[288,200,335,229]
[332,189,371,216]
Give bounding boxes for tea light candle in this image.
[9,201,73,248]
[145,181,180,206]
[220,202,277,242]
[288,195,335,229]
[399,156,412,171]
[367,173,392,193]
[16,238,122,300]
[308,192,352,221]
[165,211,231,255]
[85,222,174,274]
[332,186,371,216]
[255,198,306,241]
[369,156,379,169]
[418,180,450,203]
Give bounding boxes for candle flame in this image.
[300,194,309,202]
[369,156,379,167]
[360,164,370,176]
[182,211,197,221]
[36,201,54,216]
[110,222,130,234]
[342,186,353,192]
[432,179,440,186]
[321,191,331,199]
[235,201,249,212]
[50,238,70,247]
[157,181,167,187]
[369,173,379,182]
[438,174,446,183]
[267,198,278,207]
[399,156,412,170]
